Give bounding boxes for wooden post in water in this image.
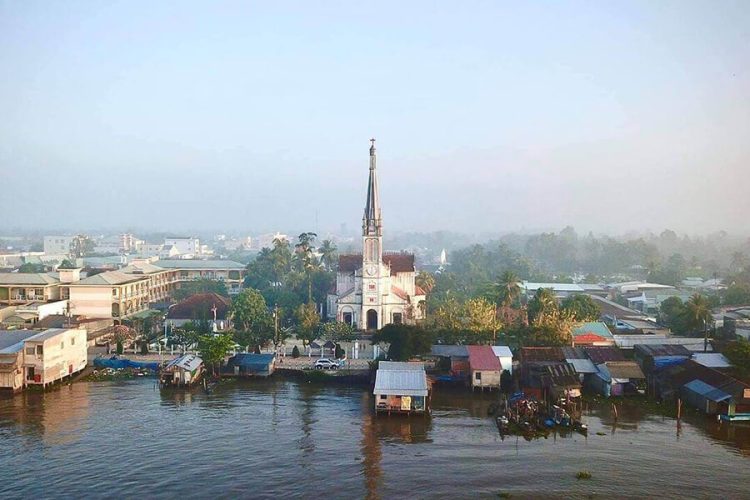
[612,403,618,421]
[677,398,682,420]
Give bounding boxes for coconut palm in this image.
[685,293,712,351]
[318,239,338,271]
[527,287,558,324]
[415,271,436,294]
[495,271,521,308]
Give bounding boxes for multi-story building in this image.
[43,236,75,255]
[0,328,87,393]
[0,273,61,305]
[164,236,201,256]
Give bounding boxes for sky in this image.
[1,1,749,236]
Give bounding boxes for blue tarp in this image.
[94,356,160,371]
[653,356,688,370]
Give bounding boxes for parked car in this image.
[314,358,339,370]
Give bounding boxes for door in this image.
[366,309,378,330]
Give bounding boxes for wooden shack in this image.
[161,354,204,387]
[467,345,501,391]
[373,361,430,415]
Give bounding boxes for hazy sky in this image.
[1,1,749,235]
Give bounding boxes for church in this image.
[327,140,426,331]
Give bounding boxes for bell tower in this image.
[362,138,384,329]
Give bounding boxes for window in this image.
[112,289,118,297]
[71,337,75,346]
[475,372,481,381]
[393,312,403,324]
[25,347,34,355]
[36,345,43,355]
[380,395,387,400]
[368,283,376,291]
[27,367,35,381]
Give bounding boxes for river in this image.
[0,379,748,499]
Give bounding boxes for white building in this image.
[43,236,75,255]
[327,140,426,330]
[164,237,201,256]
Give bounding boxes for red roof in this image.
[467,345,501,371]
[573,333,610,345]
[167,293,231,320]
[391,285,408,301]
[338,254,362,273]
[415,285,426,296]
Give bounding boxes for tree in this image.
[415,271,436,294]
[295,303,320,347]
[523,309,577,347]
[321,321,356,343]
[292,345,301,358]
[18,263,45,273]
[318,239,338,271]
[685,293,712,350]
[231,288,272,332]
[464,297,501,341]
[197,334,235,375]
[724,283,750,306]
[58,259,77,269]
[173,279,228,301]
[527,288,558,323]
[69,234,95,258]
[295,232,319,303]
[495,271,521,308]
[561,294,601,321]
[372,324,432,361]
[659,296,688,333]
[724,340,750,378]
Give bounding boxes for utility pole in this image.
[274,303,279,355]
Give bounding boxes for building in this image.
[67,271,151,319]
[0,328,87,392]
[373,361,430,414]
[491,345,513,375]
[328,140,426,330]
[633,344,692,376]
[0,273,61,305]
[0,330,39,392]
[467,345,502,390]
[43,236,75,255]
[153,260,245,295]
[430,345,470,380]
[223,353,276,377]
[589,361,645,397]
[164,237,201,257]
[166,292,231,330]
[160,354,204,387]
[572,322,615,347]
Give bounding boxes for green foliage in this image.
[173,279,228,301]
[292,345,300,358]
[527,288,558,324]
[230,288,273,351]
[18,263,45,273]
[495,271,521,308]
[58,259,78,269]
[428,297,499,344]
[334,344,345,359]
[321,321,356,343]
[684,293,712,333]
[724,283,750,306]
[69,234,95,258]
[116,340,124,355]
[561,294,601,321]
[318,239,338,271]
[415,270,436,294]
[659,296,688,334]
[197,334,235,374]
[724,340,750,378]
[576,471,592,480]
[295,303,320,347]
[372,324,432,361]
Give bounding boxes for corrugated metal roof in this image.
[634,344,692,357]
[0,330,38,352]
[373,368,428,396]
[467,345,501,371]
[431,345,469,357]
[683,379,732,402]
[573,322,613,340]
[691,353,731,369]
[227,353,275,369]
[379,361,425,371]
[604,361,645,380]
[584,347,626,364]
[568,358,598,374]
[71,271,148,286]
[491,346,513,358]
[166,354,203,371]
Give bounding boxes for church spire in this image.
[363,138,381,236]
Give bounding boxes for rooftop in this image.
[467,345,501,371]
[0,330,38,352]
[154,259,245,270]
[373,367,429,397]
[0,273,59,285]
[71,271,149,286]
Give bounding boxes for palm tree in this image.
[730,251,746,274]
[295,232,319,303]
[685,293,712,351]
[495,271,521,308]
[528,287,557,324]
[318,239,338,271]
[415,271,436,294]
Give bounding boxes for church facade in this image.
[326,140,426,331]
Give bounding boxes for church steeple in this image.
[363,138,382,237]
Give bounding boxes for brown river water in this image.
[0,378,748,499]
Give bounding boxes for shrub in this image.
[335,343,345,359]
[292,345,300,358]
[140,341,148,355]
[116,340,124,355]
[576,471,592,480]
